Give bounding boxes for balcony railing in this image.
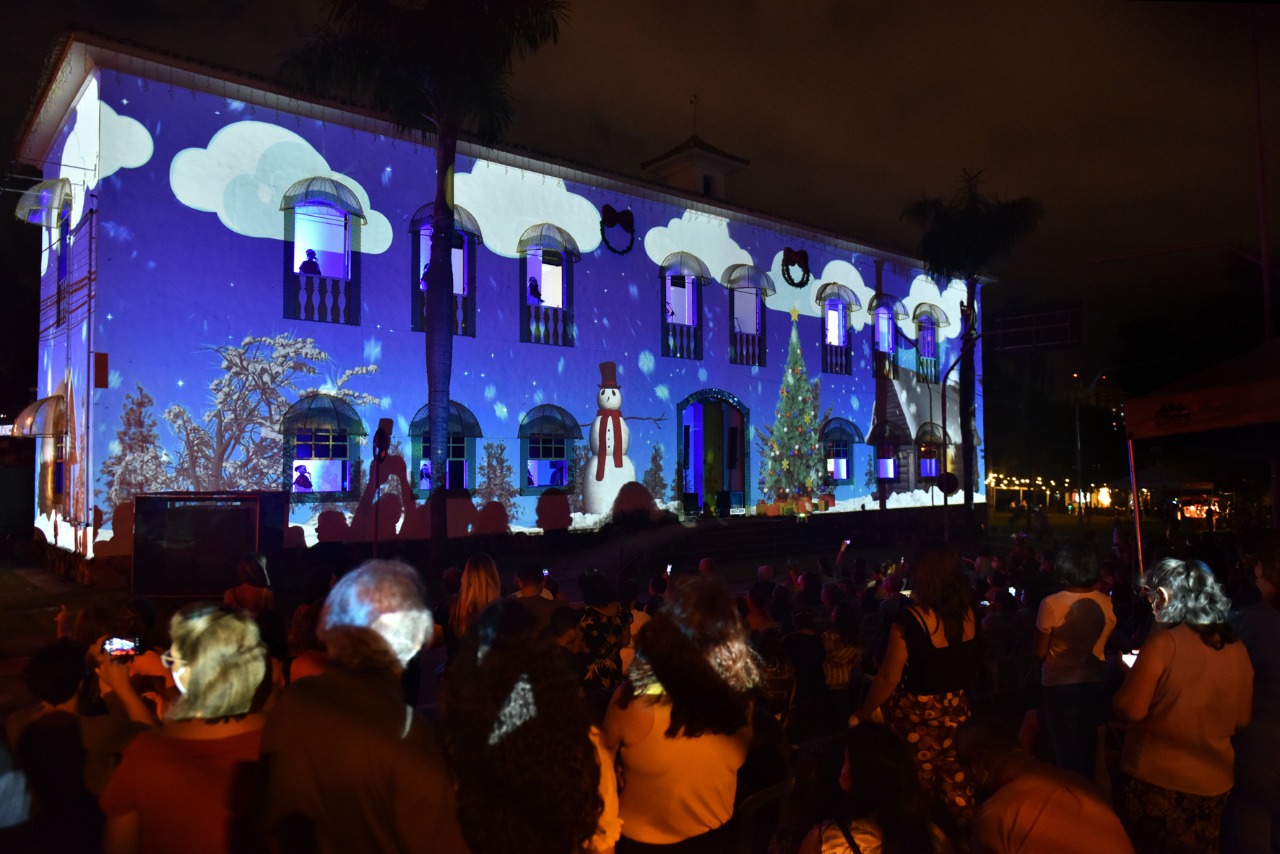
[292,274,358,325]
[731,331,764,367]
[663,321,700,359]
[918,356,939,383]
[528,304,572,346]
[822,342,851,375]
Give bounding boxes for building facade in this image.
[14,36,981,556]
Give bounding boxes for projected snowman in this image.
[583,361,637,515]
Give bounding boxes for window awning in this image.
[517,223,581,262]
[409,401,483,437]
[518,404,583,439]
[280,177,367,223]
[915,422,951,445]
[867,294,908,319]
[410,202,483,244]
[820,417,865,444]
[912,303,950,327]
[14,178,72,229]
[815,282,860,310]
[12,395,65,437]
[660,251,711,281]
[282,394,367,435]
[720,264,775,295]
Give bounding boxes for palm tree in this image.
[902,170,1041,512]
[285,0,569,549]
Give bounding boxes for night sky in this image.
[1,1,1276,477]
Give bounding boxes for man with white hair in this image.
[263,560,469,853]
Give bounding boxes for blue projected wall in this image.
[23,45,981,553]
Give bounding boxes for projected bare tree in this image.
[161,334,379,492]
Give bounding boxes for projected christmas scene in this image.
[14,37,979,557]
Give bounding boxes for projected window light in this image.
[733,289,759,336]
[825,439,850,481]
[292,205,350,279]
[526,434,568,489]
[518,404,580,495]
[417,233,466,296]
[519,223,578,347]
[292,428,350,493]
[56,216,69,325]
[660,253,708,360]
[411,203,481,337]
[825,300,846,347]
[919,453,940,479]
[874,305,894,353]
[526,250,563,309]
[418,433,468,491]
[876,445,899,481]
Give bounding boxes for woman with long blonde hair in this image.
[446,552,501,661]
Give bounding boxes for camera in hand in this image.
[101,637,142,659]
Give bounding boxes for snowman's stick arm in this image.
[623,413,667,426]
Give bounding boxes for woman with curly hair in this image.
[851,540,983,831]
[604,575,759,852]
[444,599,608,854]
[1113,557,1253,854]
[445,552,502,662]
[99,604,268,854]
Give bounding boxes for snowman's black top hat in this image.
[598,361,620,389]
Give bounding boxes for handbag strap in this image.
[835,820,863,854]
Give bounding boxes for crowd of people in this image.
[0,525,1276,854]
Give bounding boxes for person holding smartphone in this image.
[1113,558,1253,854]
[100,604,268,854]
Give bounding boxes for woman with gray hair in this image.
[99,604,268,854]
[1113,558,1254,854]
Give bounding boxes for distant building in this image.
[12,34,979,557]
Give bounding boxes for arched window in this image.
[519,223,579,346]
[411,203,482,336]
[820,417,865,484]
[518,404,582,495]
[722,264,774,367]
[410,400,483,494]
[915,422,949,480]
[280,177,366,325]
[815,282,860,375]
[282,394,367,501]
[912,303,948,384]
[867,419,910,483]
[867,294,907,380]
[660,252,710,359]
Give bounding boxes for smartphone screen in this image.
[102,637,140,658]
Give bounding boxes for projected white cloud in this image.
[169,121,392,253]
[643,210,753,282]
[54,77,154,238]
[901,274,965,341]
[767,256,876,330]
[454,160,600,258]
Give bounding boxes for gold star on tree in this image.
[790,305,800,323]
[782,459,790,470]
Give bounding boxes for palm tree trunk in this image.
[426,133,458,559]
[961,278,977,512]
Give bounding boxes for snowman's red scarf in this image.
[595,409,624,480]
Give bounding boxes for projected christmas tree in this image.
[758,308,829,499]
